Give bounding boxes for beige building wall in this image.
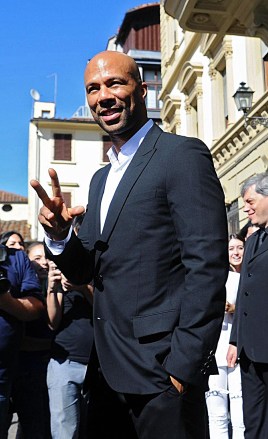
[0,203,28,221]
[28,102,105,240]
[160,4,268,231]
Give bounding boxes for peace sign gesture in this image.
[30,168,85,240]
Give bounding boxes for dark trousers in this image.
[240,350,268,439]
[126,384,208,439]
[12,362,51,439]
[87,368,208,439]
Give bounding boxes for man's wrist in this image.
[44,228,72,256]
[45,227,70,241]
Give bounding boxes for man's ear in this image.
[140,82,147,101]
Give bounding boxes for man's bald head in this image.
[84,50,148,149]
[85,51,142,85]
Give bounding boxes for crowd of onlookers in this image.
[2,193,268,439]
[0,216,94,439]
[3,49,267,439]
[0,220,256,439]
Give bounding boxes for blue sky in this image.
[0,0,155,196]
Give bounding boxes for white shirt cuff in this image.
[44,228,72,255]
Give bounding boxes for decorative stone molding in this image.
[223,40,233,59]
[185,99,192,114]
[192,13,210,25]
[208,65,218,80]
[196,86,203,98]
[163,0,268,47]
[211,92,268,171]
[178,61,203,96]
[161,94,181,131]
[244,3,268,45]
[159,32,202,102]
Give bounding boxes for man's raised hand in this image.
[30,168,85,240]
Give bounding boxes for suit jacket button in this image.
[245,291,249,296]
[248,273,252,277]
[243,312,248,316]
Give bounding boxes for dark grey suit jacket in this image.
[230,229,268,363]
[51,123,228,394]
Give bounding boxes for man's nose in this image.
[98,85,115,103]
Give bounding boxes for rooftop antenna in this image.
[30,89,40,118]
[47,73,57,111]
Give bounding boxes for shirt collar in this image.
[107,119,153,166]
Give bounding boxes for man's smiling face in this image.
[243,184,268,228]
[84,52,147,148]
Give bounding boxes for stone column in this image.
[185,99,197,137]
[223,38,236,127]
[209,64,225,142]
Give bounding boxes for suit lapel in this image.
[248,231,268,263]
[100,124,162,244]
[252,234,268,258]
[94,165,111,240]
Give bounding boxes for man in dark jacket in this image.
[227,172,268,439]
[31,51,228,439]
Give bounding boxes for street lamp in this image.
[233,82,268,128]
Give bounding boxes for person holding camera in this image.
[0,243,45,439]
[46,261,93,439]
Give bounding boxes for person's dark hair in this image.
[0,230,24,247]
[241,172,268,198]
[228,233,245,272]
[26,241,44,256]
[229,233,245,244]
[238,221,252,240]
[72,213,85,234]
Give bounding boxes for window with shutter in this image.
[226,200,239,235]
[54,134,72,161]
[62,192,71,208]
[144,70,162,110]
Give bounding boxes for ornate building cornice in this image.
[162,0,268,46]
[211,91,268,174]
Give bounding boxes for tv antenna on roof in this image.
[30,89,40,118]
[30,89,40,101]
[47,73,57,106]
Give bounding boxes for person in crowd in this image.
[0,231,25,250]
[72,213,85,236]
[31,50,228,439]
[227,172,268,438]
[206,234,245,438]
[0,242,44,439]
[239,221,259,241]
[27,241,50,292]
[11,242,52,439]
[46,258,93,439]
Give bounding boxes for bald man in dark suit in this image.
[31,51,228,439]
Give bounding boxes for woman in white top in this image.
[206,234,245,439]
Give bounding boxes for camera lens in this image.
[0,274,11,294]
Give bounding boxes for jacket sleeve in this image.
[45,232,94,285]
